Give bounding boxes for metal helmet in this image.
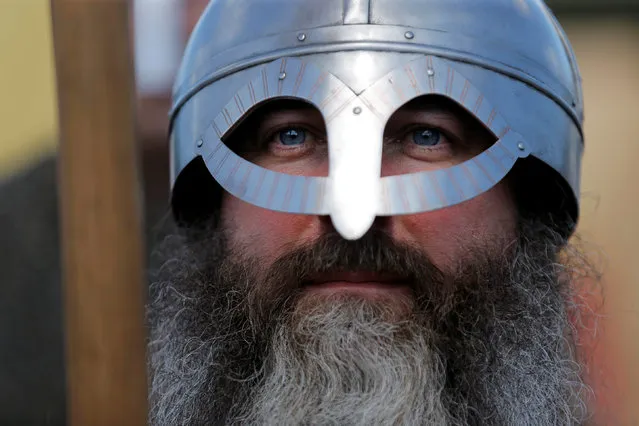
[169,0,584,240]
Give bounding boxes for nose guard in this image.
[191,56,530,240]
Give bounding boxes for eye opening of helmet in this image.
[222,98,326,160]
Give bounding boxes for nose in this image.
[321,214,391,240]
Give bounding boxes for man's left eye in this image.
[279,128,307,146]
[412,128,442,146]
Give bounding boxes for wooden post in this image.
[50,0,148,425]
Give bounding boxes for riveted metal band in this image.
[171,24,581,135]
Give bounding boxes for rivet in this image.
[297,33,307,42]
[196,139,203,148]
[279,72,286,80]
[353,106,362,115]
[427,69,435,76]
[404,31,415,40]
[517,142,526,151]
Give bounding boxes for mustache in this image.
[232,228,450,327]
[272,229,443,282]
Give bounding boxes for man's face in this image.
[148,97,590,425]
[221,96,518,288]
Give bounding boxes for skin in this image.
[220,97,519,293]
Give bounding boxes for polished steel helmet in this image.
[169,0,584,240]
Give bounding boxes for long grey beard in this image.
[147,220,593,425]
[234,296,449,425]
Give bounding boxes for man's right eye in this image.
[278,128,307,146]
[260,125,321,158]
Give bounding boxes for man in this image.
[0,1,208,424]
[149,0,596,424]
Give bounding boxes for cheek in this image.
[220,181,517,268]
[220,195,320,262]
[220,162,328,262]
[390,182,518,266]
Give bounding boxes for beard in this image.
[147,217,593,425]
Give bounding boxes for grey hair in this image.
[147,217,599,425]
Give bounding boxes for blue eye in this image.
[279,128,306,146]
[412,128,441,146]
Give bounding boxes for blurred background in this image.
[0,0,637,424]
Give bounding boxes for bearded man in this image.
[148,0,595,424]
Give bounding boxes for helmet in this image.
[169,0,584,240]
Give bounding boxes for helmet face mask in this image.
[170,0,584,239]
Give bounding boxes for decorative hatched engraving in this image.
[484,143,507,169]
[459,80,471,104]
[486,108,497,128]
[319,86,346,110]
[222,108,233,127]
[210,121,222,139]
[391,77,407,104]
[473,94,484,115]
[404,64,421,96]
[237,162,253,197]
[324,93,359,124]
[249,73,267,104]
[212,114,230,138]
[315,179,326,212]
[382,179,392,215]
[206,140,224,162]
[307,72,330,101]
[266,172,281,209]
[234,94,245,115]
[445,168,465,199]
[223,155,243,187]
[249,167,268,203]
[460,162,483,195]
[397,175,411,211]
[248,80,257,105]
[411,172,430,211]
[498,126,511,139]
[421,173,443,210]
[496,140,516,160]
[211,150,231,176]
[292,62,307,96]
[472,155,497,183]
[474,97,494,129]
[360,95,385,121]
[252,171,274,207]
[300,176,310,212]
[282,176,295,211]
[445,67,455,97]
[378,84,397,112]
[429,172,448,207]
[261,68,270,99]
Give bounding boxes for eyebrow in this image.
[225,104,323,153]
[241,97,492,141]
[389,107,463,124]
[254,105,325,131]
[258,104,320,119]
[384,106,467,134]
